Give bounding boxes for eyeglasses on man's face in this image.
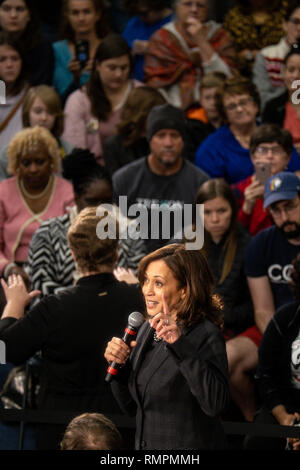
[269,198,300,218]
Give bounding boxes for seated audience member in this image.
[233,124,294,236]
[0,32,29,149]
[195,76,300,184]
[0,126,74,281]
[63,34,142,165]
[28,148,146,296]
[53,0,110,103]
[112,103,209,254]
[244,253,300,450]
[226,171,300,422]
[0,85,73,181]
[262,42,300,155]
[122,0,173,82]
[61,413,123,450]
[0,206,145,450]
[0,0,54,85]
[103,86,166,176]
[223,0,288,77]
[143,0,235,110]
[184,71,226,158]
[195,178,253,339]
[253,2,300,112]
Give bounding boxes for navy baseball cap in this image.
[263,172,300,208]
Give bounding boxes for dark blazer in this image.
[112,318,229,450]
[261,91,288,126]
[0,273,145,449]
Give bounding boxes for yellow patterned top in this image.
[223,0,288,52]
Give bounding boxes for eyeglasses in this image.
[288,17,300,26]
[180,1,206,9]
[269,199,300,217]
[255,146,286,157]
[224,97,253,112]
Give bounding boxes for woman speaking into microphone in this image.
[104,243,229,450]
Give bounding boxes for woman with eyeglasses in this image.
[262,41,300,156]
[143,0,236,110]
[195,76,300,185]
[233,124,296,236]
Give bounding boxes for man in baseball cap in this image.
[226,171,300,426]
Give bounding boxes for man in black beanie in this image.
[112,103,209,253]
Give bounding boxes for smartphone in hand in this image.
[255,162,271,186]
[75,40,89,68]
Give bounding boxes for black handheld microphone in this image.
[105,311,144,383]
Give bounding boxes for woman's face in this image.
[18,146,52,191]
[222,93,258,128]
[0,0,30,33]
[29,96,56,131]
[284,54,300,95]
[175,0,207,27]
[251,141,290,175]
[204,196,232,243]
[0,44,21,84]
[142,259,185,318]
[199,86,219,121]
[96,54,130,91]
[75,178,112,212]
[67,0,100,36]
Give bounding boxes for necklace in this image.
[153,331,162,343]
[19,174,54,200]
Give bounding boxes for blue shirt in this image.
[194,125,300,184]
[245,226,300,308]
[122,15,173,81]
[52,40,91,97]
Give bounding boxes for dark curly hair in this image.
[62,148,112,197]
[138,243,224,329]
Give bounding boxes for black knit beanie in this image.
[146,104,186,141]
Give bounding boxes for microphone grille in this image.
[128,311,144,328]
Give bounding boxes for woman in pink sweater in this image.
[0,126,74,280]
[63,34,142,165]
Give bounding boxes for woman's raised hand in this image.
[1,274,41,319]
[149,294,181,344]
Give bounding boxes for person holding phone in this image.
[52,0,110,103]
[104,244,229,450]
[233,123,294,236]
